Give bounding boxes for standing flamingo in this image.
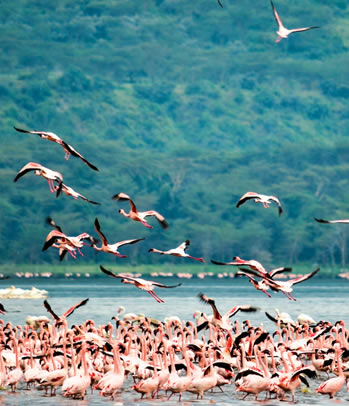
[316,348,346,398]
[148,240,205,263]
[112,192,169,229]
[100,265,181,303]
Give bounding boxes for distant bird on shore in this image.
[93,218,144,258]
[270,0,319,43]
[14,162,63,193]
[56,182,100,205]
[315,218,349,224]
[112,192,169,229]
[148,240,205,263]
[14,126,98,171]
[236,192,283,216]
[100,265,181,303]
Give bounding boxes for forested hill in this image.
[1,0,349,270]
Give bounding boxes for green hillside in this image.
[1,0,349,271]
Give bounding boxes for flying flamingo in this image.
[93,218,144,258]
[55,182,100,205]
[100,265,181,303]
[236,191,283,215]
[270,0,319,43]
[112,192,169,229]
[197,293,258,331]
[43,298,89,324]
[315,218,349,224]
[148,240,205,263]
[211,256,270,279]
[236,270,273,298]
[14,126,98,171]
[14,162,63,193]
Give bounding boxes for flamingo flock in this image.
[6,0,349,403]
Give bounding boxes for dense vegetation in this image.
[1,0,349,273]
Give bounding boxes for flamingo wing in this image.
[62,298,89,318]
[315,217,349,224]
[268,266,292,278]
[14,162,43,182]
[226,305,259,318]
[198,293,222,320]
[211,259,234,265]
[270,0,284,28]
[112,192,137,212]
[269,196,283,216]
[62,141,99,171]
[177,240,190,251]
[43,300,60,321]
[45,216,63,233]
[236,192,260,208]
[0,303,6,314]
[289,26,320,35]
[42,230,67,251]
[100,265,119,278]
[94,218,108,245]
[288,268,320,286]
[148,281,182,289]
[217,0,223,7]
[143,210,169,229]
[115,238,145,248]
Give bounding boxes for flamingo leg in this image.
[148,290,164,303]
[77,248,84,256]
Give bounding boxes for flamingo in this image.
[112,192,169,229]
[235,270,273,298]
[100,265,181,303]
[148,240,205,263]
[270,0,319,43]
[14,126,98,171]
[316,348,346,398]
[211,256,271,279]
[315,217,349,224]
[93,218,144,258]
[5,336,23,392]
[43,298,89,324]
[55,182,100,205]
[236,191,283,215]
[14,162,63,192]
[197,293,258,331]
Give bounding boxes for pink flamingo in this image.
[55,182,100,205]
[100,265,181,303]
[316,348,346,398]
[236,191,283,215]
[93,218,144,258]
[270,0,319,43]
[14,162,63,193]
[112,192,169,229]
[315,217,349,224]
[14,126,98,171]
[148,240,205,263]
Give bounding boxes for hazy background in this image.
[1,0,349,273]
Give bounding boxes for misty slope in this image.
[1,0,349,268]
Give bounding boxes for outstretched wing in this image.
[62,141,99,171]
[45,216,63,233]
[289,268,320,286]
[94,218,108,245]
[100,265,119,278]
[43,300,60,321]
[115,238,145,248]
[112,192,137,212]
[315,217,349,224]
[217,0,223,7]
[177,240,190,251]
[63,298,89,318]
[268,266,292,278]
[143,210,169,229]
[198,293,222,320]
[270,0,284,28]
[149,281,182,289]
[236,192,260,208]
[289,26,320,35]
[14,162,42,182]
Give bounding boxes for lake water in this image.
[0,275,348,405]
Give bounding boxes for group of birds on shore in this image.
[0,296,348,402]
